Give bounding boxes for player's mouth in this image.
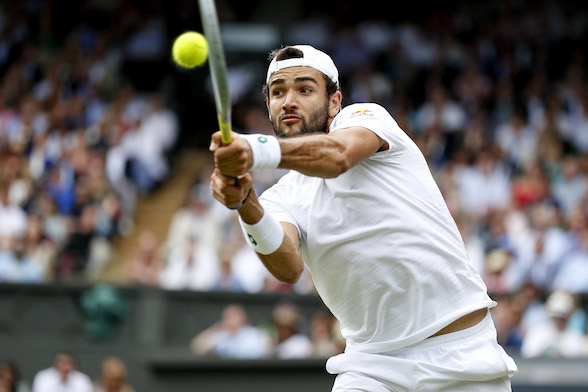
[281,114,301,124]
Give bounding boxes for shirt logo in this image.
[350,109,373,118]
[257,136,268,144]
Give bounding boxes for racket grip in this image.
[219,117,232,145]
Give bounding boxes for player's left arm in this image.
[210,127,388,179]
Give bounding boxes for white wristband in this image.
[239,212,284,255]
[242,134,281,170]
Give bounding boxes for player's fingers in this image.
[211,168,233,189]
[212,168,238,186]
[209,131,222,152]
[237,172,253,189]
[214,139,251,177]
[210,170,253,209]
[210,183,244,209]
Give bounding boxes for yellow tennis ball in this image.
[172,32,208,68]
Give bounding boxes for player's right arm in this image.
[210,125,387,179]
[210,169,304,284]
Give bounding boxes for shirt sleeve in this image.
[259,182,299,229]
[330,103,407,157]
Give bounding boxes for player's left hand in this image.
[210,168,253,209]
[209,131,253,177]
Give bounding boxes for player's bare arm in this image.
[210,126,387,179]
[209,172,304,284]
[240,191,303,284]
[278,126,388,177]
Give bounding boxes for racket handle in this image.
[219,117,232,145]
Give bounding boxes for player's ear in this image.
[329,90,342,118]
[266,98,271,119]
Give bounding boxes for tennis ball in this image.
[172,32,208,68]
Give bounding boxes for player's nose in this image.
[282,90,299,111]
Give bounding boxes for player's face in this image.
[267,67,338,138]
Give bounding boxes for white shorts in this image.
[327,310,518,392]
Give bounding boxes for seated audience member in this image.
[93,357,135,392]
[520,290,587,358]
[270,303,312,359]
[159,235,220,291]
[32,352,93,392]
[126,230,163,286]
[190,304,272,359]
[0,361,29,392]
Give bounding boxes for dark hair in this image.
[262,46,339,102]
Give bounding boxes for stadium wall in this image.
[0,284,586,391]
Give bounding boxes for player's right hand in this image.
[209,131,253,177]
[210,168,253,209]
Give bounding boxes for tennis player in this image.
[209,45,517,391]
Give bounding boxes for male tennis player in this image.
[209,45,517,391]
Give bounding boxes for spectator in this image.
[493,283,544,356]
[127,230,163,286]
[93,357,134,392]
[211,247,246,292]
[552,226,588,293]
[453,150,512,218]
[0,361,29,392]
[190,304,272,359]
[0,181,28,244]
[520,290,587,358]
[0,236,42,283]
[159,235,220,291]
[270,303,312,359]
[309,311,343,358]
[514,202,573,292]
[162,186,220,259]
[32,353,93,392]
[494,108,538,173]
[551,155,587,217]
[413,82,467,163]
[24,213,57,282]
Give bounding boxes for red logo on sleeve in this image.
[350,109,374,118]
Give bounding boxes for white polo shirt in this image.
[259,103,495,353]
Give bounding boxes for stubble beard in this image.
[271,101,330,138]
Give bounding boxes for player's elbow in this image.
[280,268,303,285]
[274,261,304,285]
[324,142,351,178]
[332,154,351,177]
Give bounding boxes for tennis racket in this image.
[198,0,232,145]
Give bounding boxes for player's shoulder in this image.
[337,103,392,120]
[332,103,394,130]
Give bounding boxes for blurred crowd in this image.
[0,0,179,283]
[190,302,345,360]
[0,353,135,392]
[0,0,587,360]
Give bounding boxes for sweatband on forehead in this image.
[266,45,339,88]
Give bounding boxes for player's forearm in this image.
[256,233,304,284]
[277,134,350,178]
[238,193,304,284]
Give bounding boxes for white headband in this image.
[266,45,339,87]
